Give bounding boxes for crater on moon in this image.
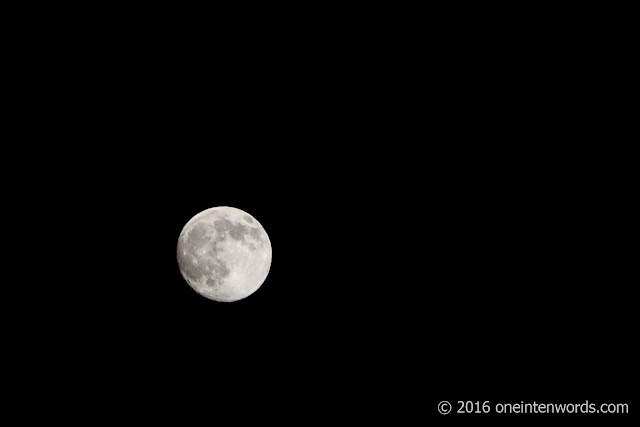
[177,206,272,302]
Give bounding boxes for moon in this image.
[177,206,272,302]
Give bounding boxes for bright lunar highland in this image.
[177,206,272,302]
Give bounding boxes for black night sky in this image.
[14,6,633,422]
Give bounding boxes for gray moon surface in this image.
[177,206,272,302]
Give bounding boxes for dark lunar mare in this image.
[229,222,248,241]
[210,234,226,252]
[214,219,233,232]
[188,222,210,246]
[249,227,262,241]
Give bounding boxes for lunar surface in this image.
[177,206,272,302]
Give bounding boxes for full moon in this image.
[177,206,272,302]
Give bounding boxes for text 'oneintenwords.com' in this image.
[437,401,628,415]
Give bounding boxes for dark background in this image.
[96,105,631,420]
[8,4,634,422]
